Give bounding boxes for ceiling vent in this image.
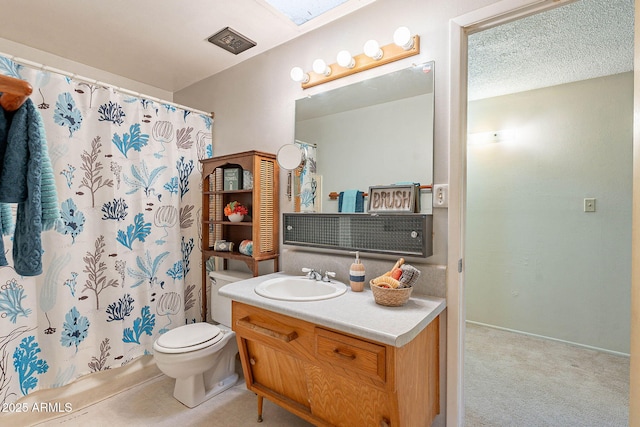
[207,27,256,55]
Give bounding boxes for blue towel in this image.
[0,98,59,276]
[338,190,364,213]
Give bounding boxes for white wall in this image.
[0,38,172,100]
[466,72,633,354]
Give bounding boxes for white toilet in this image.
[153,269,251,408]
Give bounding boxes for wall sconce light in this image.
[336,50,355,68]
[290,66,310,83]
[312,59,332,76]
[363,40,383,60]
[290,26,420,89]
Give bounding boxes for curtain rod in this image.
[0,51,213,118]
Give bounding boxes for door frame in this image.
[445,1,607,425]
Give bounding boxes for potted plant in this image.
[224,201,248,222]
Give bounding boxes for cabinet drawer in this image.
[233,301,315,360]
[315,328,385,383]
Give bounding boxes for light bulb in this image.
[363,39,383,60]
[290,66,309,83]
[312,59,331,76]
[393,26,414,50]
[336,50,355,68]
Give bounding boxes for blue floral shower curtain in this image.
[0,56,211,403]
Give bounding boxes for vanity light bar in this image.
[296,35,420,89]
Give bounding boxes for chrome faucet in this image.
[302,268,336,282]
[302,267,322,281]
[322,271,336,282]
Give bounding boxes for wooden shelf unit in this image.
[200,151,279,319]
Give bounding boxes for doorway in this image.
[447,0,635,425]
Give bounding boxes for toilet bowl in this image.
[152,269,251,408]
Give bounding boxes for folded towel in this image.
[339,190,364,213]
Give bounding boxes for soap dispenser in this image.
[349,251,365,292]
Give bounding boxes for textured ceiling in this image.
[468,0,634,101]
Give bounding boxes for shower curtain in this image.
[295,140,318,212]
[0,56,212,404]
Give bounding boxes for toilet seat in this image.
[154,323,224,354]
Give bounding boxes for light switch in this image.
[584,198,596,212]
[433,184,448,208]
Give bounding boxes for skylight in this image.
[265,0,350,25]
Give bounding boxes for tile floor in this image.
[7,357,312,427]
[35,374,313,427]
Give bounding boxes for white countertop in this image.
[219,272,446,347]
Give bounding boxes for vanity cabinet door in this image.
[306,364,394,426]
[311,328,394,425]
[244,340,310,411]
[233,301,315,418]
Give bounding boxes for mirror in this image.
[294,61,435,213]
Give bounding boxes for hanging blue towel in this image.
[0,98,60,276]
[338,190,364,213]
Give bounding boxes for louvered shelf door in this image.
[200,151,279,319]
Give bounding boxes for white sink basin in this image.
[255,276,347,301]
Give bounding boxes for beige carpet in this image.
[465,322,629,427]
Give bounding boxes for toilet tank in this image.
[209,270,252,326]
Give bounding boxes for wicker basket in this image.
[370,280,413,307]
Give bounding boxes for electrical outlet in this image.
[433,184,448,208]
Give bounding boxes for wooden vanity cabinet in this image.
[232,301,440,426]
